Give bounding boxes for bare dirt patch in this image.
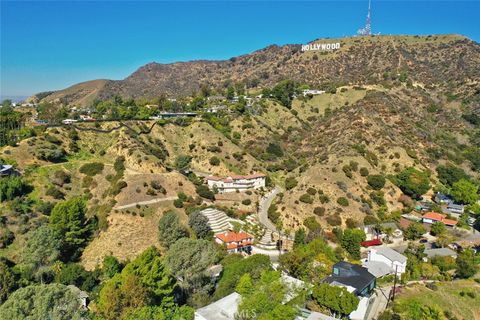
[81,202,182,270]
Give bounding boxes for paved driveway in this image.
[257,186,282,232]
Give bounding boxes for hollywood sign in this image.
[301,43,341,52]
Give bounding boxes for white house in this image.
[79,114,95,121]
[303,89,325,96]
[62,119,78,125]
[364,247,407,277]
[195,292,241,320]
[205,173,266,193]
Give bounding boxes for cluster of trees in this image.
[263,80,297,109]
[0,105,26,147]
[236,270,300,320]
[436,164,479,206]
[0,176,31,202]
[96,247,193,320]
[280,238,338,281]
[339,229,366,260]
[312,283,359,318]
[402,243,478,282]
[0,196,101,318]
[393,167,431,199]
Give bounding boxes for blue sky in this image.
[1,1,479,98]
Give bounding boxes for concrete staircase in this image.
[256,229,277,250]
[199,208,231,234]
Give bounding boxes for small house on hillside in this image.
[194,292,240,320]
[215,231,253,254]
[422,212,458,227]
[416,201,433,212]
[364,247,407,278]
[67,285,89,309]
[79,114,96,121]
[362,222,402,241]
[205,173,266,193]
[62,119,78,125]
[442,203,465,217]
[434,192,453,204]
[0,164,14,177]
[323,261,376,297]
[303,89,325,96]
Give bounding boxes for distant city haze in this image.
[1,0,479,98]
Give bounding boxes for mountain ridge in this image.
[29,34,479,106]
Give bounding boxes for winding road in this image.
[258,185,282,232]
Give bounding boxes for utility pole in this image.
[391,264,399,304]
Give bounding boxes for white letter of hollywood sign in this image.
[301,42,341,52]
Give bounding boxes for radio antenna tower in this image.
[357,0,372,36]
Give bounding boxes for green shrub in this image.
[114,156,125,173]
[304,217,321,231]
[360,167,369,176]
[327,215,342,226]
[299,194,314,204]
[266,143,284,157]
[209,156,220,166]
[349,161,358,172]
[367,174,386,190]
[46,186,65,199]
[363,215,379,225]
[52,170,71,187]
[0,176,31,201]
[36,147,66,162]
[337,197,349,207]
[173,199,184,208]
[370,191,386,206]
[314,207,325,216]
[319,194,330,203]
[79,162,104,176]
[111,181,127,196]
[346,218,357,228]
[45,134,62,145]
[196,185,215,200]
[241,199,252,205]
[285,177,298,190]
[268,203,280,224]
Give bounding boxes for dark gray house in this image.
[323,261,376,297]
[0,164,13,177]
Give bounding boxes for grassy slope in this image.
[395,280,480,320]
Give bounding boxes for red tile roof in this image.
[422,212,446,221]
[422,212,458,226]
[442,218,458,226]
[205,176,223,181]
[216,231,253,243]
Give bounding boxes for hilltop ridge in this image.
[29,34,479,106]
